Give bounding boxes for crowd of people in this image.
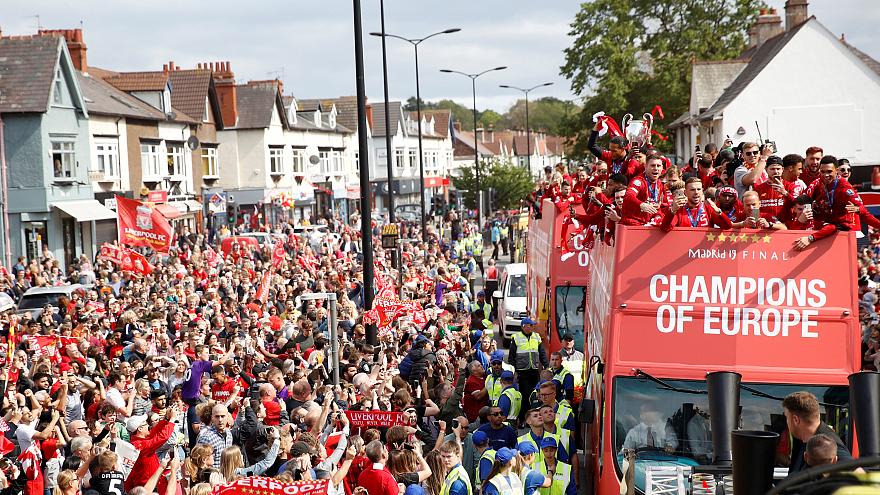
[0,110,876,495]
[0,185,586,495]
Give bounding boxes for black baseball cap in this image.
[561,333,574,342]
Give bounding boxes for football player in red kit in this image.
[622,154,666,226]
[716,186,745,227]
[660,177,733,231]
[795,155,880,250]
[753,156,797,223]
[588,121,641,178]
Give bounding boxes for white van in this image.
[494,263,528,346]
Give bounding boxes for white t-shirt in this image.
[15,421,36,451]
[106,388,126,415]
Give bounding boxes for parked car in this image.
[238,231,285,248]
[493,263,528,346]
[16,284,90,319]
[220,236,261,256]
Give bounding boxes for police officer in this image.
[471,231,484,276]
[484,351,506,404]
[493,370,522,424]
[548,352,574,403]
[509,317,548,422]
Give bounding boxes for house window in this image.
[166,143,185,176]
[51,141,75,178]
[140,143,162,178]
[408,149,417,169]
[331,151,342,174]
[201,147,218,177]
[269,147,286,174]
[394,148,405,171]
[53,69,64,105]
[95,139,119,178]
[291,149,304,174]
[319,150,331,174]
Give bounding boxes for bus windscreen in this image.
[555,285,586,352]
[612,376,849,491]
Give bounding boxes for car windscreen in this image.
[507,274,526,297]
[18,293,62,310]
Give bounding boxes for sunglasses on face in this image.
[839,167,851,173]
[744,151,760,157]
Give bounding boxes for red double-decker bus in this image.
[581,226,860,494]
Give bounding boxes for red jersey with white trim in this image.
[660,201,734,231]
[754,179,796,222]
[210,379,237,404]
[622,175,667,226]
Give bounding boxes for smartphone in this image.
[804,204,812,213]
[674,189,686,200]
[451,419,460,430]
[751,208,761,223]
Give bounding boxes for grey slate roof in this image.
[700,18,810,120]
[692,61,747,113]
[0,36,61,113]
[371,101,402,137]
[77,72,166,121]
[235,83,283,129]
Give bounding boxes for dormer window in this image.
[329,112,336,128]
[314,110,322,128]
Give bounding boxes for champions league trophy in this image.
[621,112,654,147]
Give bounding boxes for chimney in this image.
[487,123,495,143]
[38,29,88,73]
[211,61,238,128]
[752,8,783,48]
[784,0,809,31]
[365,101,373,131]
[476,126,484,143]
[453,120,462,132]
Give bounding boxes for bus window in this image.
[555,286,586,352]
[611,377,849,493]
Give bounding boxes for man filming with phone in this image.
[733,142,773,197]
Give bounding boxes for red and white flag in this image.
[271,245,286,270]
[256,271,272,303]
[116,195,174,253]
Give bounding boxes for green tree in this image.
[452,158,533,211]
[560,0,764,158]
[501,97,577,135]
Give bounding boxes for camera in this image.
[760,140,776,154]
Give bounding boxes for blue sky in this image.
[1,0,876,113]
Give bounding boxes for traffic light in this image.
[489,188,498,211]
[226,204,237,225]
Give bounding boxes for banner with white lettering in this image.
[116,195,174,253]
[345,410,409,428]
[602,227,860,375]
[211,477,328,495]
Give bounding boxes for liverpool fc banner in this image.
[115,195,174,253]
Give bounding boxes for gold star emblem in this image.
[750,234,760,243]
[717,232,728,242]
[706,232,716,242]
[763,234,772,243]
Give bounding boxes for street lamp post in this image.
[499,82,553,173]
[352,0,376,344]
[439,66,507,228]
[370,28,460,241]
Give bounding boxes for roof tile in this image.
[0,36,61,113]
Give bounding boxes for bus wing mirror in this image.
[493,290,503,299]
[579,398,596,424]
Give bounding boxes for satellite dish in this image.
[309,155,321,165]
[187,135,201,151]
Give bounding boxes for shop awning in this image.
[154,203,181,219]
[52,200,117,222]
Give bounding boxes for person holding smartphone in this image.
[660,177,733,231]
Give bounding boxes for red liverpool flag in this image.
[116,195,174,253]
